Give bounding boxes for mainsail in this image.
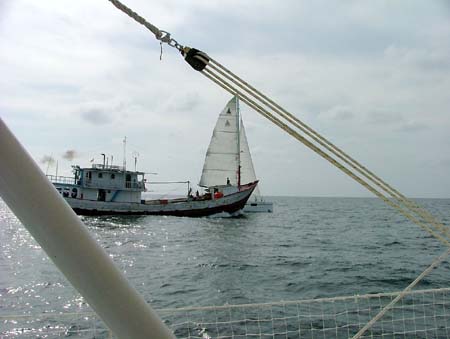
[199,96,240,187]
[200,95,262,198]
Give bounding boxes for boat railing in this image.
[47,175,76,185]
[91,163,125,171]
[125,181,145,189]
[81,180,145,190]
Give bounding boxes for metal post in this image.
[0,118,175,339]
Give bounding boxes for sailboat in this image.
[200,95,273,213]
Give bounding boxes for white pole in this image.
[0,118,175,339]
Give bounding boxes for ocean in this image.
[1,196,450,337]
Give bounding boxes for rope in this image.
[106,0,450,335]
[104,3,449,243]
[147,181,190,184]
[199,62,450,246]
[196,56,450,337]
[107,0,183,52]
[203,57,450,241]
[2,286,450,317]
[351,247,450,339]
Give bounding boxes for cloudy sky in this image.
[1,0,450,198]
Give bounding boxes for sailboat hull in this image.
[64,182,258,217]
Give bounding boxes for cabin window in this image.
[125,174,132,188]
[87,171,92,179]
[111,173,115,179]
[98,172,103,178]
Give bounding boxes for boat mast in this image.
[236,95,241,187]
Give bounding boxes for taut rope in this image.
[106,1,450,336]
[106,0,450,246]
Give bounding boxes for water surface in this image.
[1,197,449,315]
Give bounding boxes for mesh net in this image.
[2,287,450,338]
[162,288,450,339]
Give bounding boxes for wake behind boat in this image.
[49,163,257,217]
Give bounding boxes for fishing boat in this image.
[48,160,257,217]
[201,95,273,213]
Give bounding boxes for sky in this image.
[1,0,450,198]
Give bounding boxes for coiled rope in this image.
[107,1,449,337]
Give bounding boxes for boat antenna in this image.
[111,155,114,166]
[132,151,139,171]
[101,153,106,168]
[123,136,127,170]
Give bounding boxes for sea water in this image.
[1,197,450,335]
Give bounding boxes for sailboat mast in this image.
[236,95,241,187]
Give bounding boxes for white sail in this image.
[239,119,261,197]
[200,95,272,211]
[199,96,240,187]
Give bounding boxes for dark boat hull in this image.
[66,182,258,217]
